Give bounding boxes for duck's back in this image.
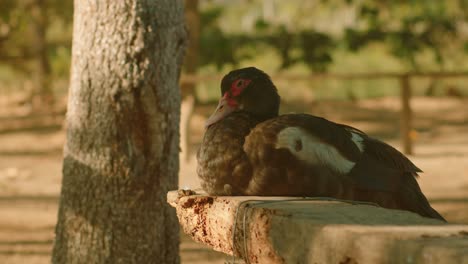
[242,114,445,221]
[243,114,360,198]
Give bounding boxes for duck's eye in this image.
[231,78,251,96]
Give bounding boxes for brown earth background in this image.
[0,95,467,263]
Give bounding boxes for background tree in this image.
[52,0,186,263]
[193,0,468,73]
[344,0,461,71]
[30,0,52,108]
[180,0,199,161]
[2,0,468,107]
[0,0,73,109]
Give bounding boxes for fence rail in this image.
[181,71,468,83]
[181,72,468,155]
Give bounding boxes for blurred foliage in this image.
[1,0,468,102]
[0,0,72,82]
[195,0,468,72]
[344,0,462,70]
[199,6,238,69]
[197,4,337,72]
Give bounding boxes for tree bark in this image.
[52,1,186,263]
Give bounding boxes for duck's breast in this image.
[197,112,258,195]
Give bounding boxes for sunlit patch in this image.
[275,127,355,174]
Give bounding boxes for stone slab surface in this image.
[168,190,468,264]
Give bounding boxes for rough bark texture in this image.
[52,1,186,263]
[168,191,468,264]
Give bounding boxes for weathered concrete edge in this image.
[167,190,468,264]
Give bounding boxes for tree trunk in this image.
[180,0,199,161]
[30,0,53,109]
[182,0,199,97]
[52,1,186,263]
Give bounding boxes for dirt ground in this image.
[0,96,467,263]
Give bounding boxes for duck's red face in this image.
[205,67,280,128]
[223,78,252,107]
[205,78,252,128]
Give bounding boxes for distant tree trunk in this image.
[30,0,53,109]
[180,0,199,160]
[52,1,186,263]
[182,0,199,96]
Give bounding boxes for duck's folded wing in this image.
[245,114,419,193]
[243,114,365,195]
[246,114,364,165]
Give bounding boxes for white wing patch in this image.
[275,127,355,174]
[350,132,365,152]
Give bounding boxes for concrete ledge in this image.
[167,190,468,264]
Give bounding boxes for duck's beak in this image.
[205,95,238,128]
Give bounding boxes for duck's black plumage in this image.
[197,67,445,221]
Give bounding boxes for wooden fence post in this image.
[400,74,413,155]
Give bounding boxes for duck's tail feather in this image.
[398,173,446,222]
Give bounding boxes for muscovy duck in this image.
[197,67,445,221]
